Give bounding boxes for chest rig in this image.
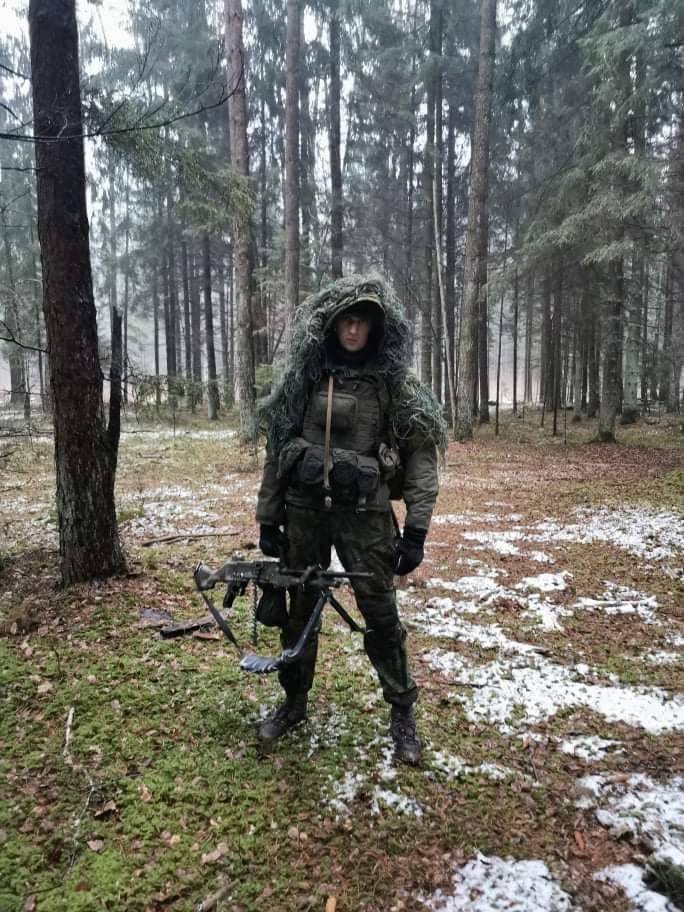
[277,368,392,510]
[302,369,389,455]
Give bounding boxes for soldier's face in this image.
[335,315,371,352]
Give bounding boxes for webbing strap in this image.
[323,374,334,500]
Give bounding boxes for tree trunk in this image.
[456,0,497,440]
[512,265,519,414]
[622,249,642,424]
[598,263,623,441]
[329,0,343,278]
[181,236,193,408]
[431,9,443,401]
[285,0,301,320]
[191,249,203,409]
[203,232,220,420]
[218,253,230,407]
[226,0,256,439]
[29,0,125,583]
[152,248,161,412]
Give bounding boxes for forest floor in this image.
[0,410,682,912]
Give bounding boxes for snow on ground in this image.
[558,735,623,760]
[418,854,574,911]
[413,601,540,652]
[516,572,571,592]
[429,750,517,782]
[120,428,236,442]
[463,529,525,556]
[576,773,684,867]
[423,648,684,735]
[529,507,684,575]
[431,504,683,578]
[322,732,424,820]
[595,865,679,912]
[573,584,660,623]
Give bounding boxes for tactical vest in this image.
[276,368,397,508]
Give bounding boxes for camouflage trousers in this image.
[279,504,417,708]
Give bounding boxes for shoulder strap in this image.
[322,374,334,509]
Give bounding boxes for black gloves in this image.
[259,524,288,558]
[393,526,427,576]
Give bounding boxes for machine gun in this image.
[160,559,371,675]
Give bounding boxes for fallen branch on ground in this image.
[139,531,240,547]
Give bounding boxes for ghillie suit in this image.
[255,273,445,764]
[259,273,448,458]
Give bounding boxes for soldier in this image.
[255,274,445,764]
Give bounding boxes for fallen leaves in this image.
[201,843,229,865]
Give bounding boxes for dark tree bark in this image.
[190,249,203,409]
[29,0,125,583]
[285,0,301,319]
[598,263,623,441]
[203,232,220,420]
[456,0,497,439]
[217,253,230,407]
[329,0,343,278]
[181,235,193,407]
[226,0,256,438]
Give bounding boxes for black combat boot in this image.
[390,704,422,766]
[258,694,308,742]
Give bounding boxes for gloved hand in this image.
[393,526,427,575]
[259,524,288,558]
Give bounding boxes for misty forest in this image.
[1,0,683,910]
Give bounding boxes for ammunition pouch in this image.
[256,584,288,628]
[278,438,382,503]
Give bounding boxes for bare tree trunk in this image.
[512,265,519,414]
[431,11,443,401]
[524,274,533,404]
[152,248,161,412]
[598,263,623,441]
[622,249,642,424]
[329,0,343,278]
[181,236,193,408]
[191,248,203,409]
[203,232,220,420]
[29,0,125,583]
[285,0,301,321]
[218,253,230,407]
[226,0,256,439]
[456,0,497,440]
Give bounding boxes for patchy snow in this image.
[529,507,684,571]
[120,428,236,442]
[372,788,423,817]
[520,595,572,631]
[414,602,540,653]
[425,649,684,735]
[516,572,571,593]
[427,575,506,599]
[559,735,622,760]
[430,750,515,782]
[576,773,684,867]
[595,864,678,912]
[530,550,555,564]
[573,583,660,623]
[433,512,510,526]
[418,854,574,911]
[643,650,681,666]
[463,529,524,556]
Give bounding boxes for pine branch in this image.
[0,54,244,145]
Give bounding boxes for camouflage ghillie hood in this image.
[259,273,448,454]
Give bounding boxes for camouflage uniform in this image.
[255,274,442,756]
